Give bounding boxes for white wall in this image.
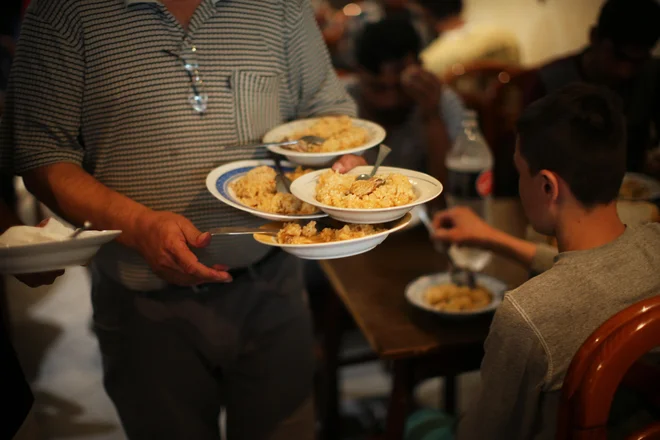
[463,0,605,67]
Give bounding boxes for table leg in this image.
[444,375,457,415]
[322,290,343,440]
[385,360,414,440]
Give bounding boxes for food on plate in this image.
[285,116,368,152]
[315,170,416,208]
[276,220,386,244]
[231,166,317,215]
[424,283,492,312]
[619,178,651,199]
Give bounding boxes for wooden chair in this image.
[557,295,660,440]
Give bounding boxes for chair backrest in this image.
[557,295,660,440]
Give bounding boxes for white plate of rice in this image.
[206,160,328,222]
[405,272,507,318]
[253,213,411,260]
[263,116,386,167]
[290,166,443,224]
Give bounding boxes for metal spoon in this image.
[245,135,326,151]
[69,221,92,239]
[209,227,278,237]
[280,135,326,152]
[270,153,292,194]
[417,208,475,288]
[356,144,391,181]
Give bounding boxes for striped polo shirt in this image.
[0,0,356,291]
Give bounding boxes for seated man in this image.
[348,18,465,182]
[432,83,660,439]
[526,0,660,177]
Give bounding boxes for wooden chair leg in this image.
[385,360,414,440]
[322,291,343,440]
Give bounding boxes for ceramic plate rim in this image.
[263,117,386,158]
[405,272,508,317]
[205,159,328,221]
[0,230,122,255]
[289,166,443,212]
[253,212,412,249]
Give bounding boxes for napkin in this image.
[0,218,75,247]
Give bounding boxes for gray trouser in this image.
[91,251,315,440]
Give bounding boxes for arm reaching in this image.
[432,207,549,270]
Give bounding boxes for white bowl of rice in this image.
[290,166,443,224]
[263,116,386,167]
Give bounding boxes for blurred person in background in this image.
[350,18,464,183]
[318,0,435,71]
[526,0,660,177]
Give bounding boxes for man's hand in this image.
[401,65,443,118]
[432,207,495,249]
[131,211,231,286]
[331,154,367,173]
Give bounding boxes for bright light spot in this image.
[343,3,362,16]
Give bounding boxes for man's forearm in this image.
[485,228,538,269]
[22,163,150,247]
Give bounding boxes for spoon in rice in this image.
[350,144,391,196]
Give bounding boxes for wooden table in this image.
[320,226,495,440]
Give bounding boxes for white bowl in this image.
[263,117,386,167]
[619,172,660,201]
[289,166,443,224]
[405,272,507,318]
[0,230,122,274]
[253,213,411,260]
[206,159,327,222]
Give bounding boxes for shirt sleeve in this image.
[440,87,465,143]
[0,4,85,175]
[531,243,558,274]
[457,296,548,440]
[284,0,357,118]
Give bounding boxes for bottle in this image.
[444,110,493,272]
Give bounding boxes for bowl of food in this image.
[206,159,327,221]
[619,172,660,201]
[263,116,386,167]
[252,213,411,260]
[289,166,443,224]
[405,272,507,318]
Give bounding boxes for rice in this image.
[277,221,386,244]
[315,170,416,209]
[231,166,317,215]
[287,116,368,153]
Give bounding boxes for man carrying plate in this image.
[0,0,366,438]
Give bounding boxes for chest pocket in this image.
[231,71,283,145]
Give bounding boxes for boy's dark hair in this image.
[355,18,421,74]
[414,0,463,21]
[516,83,626,207]
[596,0,660,48]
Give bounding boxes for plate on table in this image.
[290,166,443,224]
[0,228,121,274]
[405,272,507,319]
[206,160,328,222]
[263,116,386,167]
[252,213,412,260]
[619,173,660,201]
